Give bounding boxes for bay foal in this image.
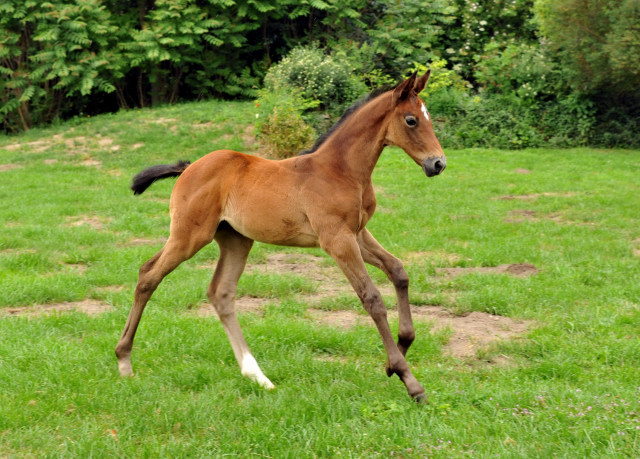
[116,71,446,401]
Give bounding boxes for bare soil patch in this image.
[0,164,23,172]
[62,262,88,274]
[309,305,531,359]
[493,192,576,201]
[125,237,166,246]
[2,299,112,317]
[515,168,531,174]
[240,253,393,299]
[437,263,538,279]
[65,215,111,230]
[504,209,537,223]
[505,209,595,226]
[80,158,102,167]
[406,250,465,265]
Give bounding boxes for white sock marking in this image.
[421,102,430,122]
[241,353,275,389]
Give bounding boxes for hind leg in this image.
[115,229,214,376]
[209,223,274,389]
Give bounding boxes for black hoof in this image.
[412,393,428,404]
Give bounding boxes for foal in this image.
[115,71,446,401]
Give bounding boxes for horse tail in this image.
[131,160,191,195]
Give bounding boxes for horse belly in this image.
[222,197,319,248]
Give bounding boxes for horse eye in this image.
[405,116,417,127]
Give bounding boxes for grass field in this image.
[1,100,639,457]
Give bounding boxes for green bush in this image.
[259,106,316,158]
[254,85,317,158]
[263,46,366,123]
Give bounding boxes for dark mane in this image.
[298,86,392,156]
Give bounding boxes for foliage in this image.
[258,106,316,158]
[1,0,639,148]
[411,59,469,99]
[440,0,537,82]
[534,0,640,96]
[359,0,456,77]
[0,0,122,131]
[255,83,317,158]
[263,46,366,121]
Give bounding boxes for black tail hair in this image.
[131,160,191,195]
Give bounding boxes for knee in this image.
[391,264,409,290]
[362,289,386,319]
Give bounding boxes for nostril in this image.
[434,160,443,173]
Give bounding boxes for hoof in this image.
[412,393,428,404]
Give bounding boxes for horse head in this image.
[385,71,446,177]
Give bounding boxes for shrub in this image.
[263,46,366,122]
[254,84,317,158]
[259,107,316,158]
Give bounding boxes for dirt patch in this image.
[132,143,145,149]
[437,263,538,279]
[197,251,395,309]
[309,305,530,359]
[406,251,465,265]
[65,215,111,230]
[148,117,177,124]
[44,159,58,165]
[247,253,394,300]
[126,237,166,246]
[97,137,113,148]
[0,164,23,172]
[504,209,537,223]
[2,299,112,317]
[95,285,127,293]
[505,209,595,227]
[62,262,88,274]
[493,192,576,201]
[515,168,531,174]
[0,248,36,255]
[193,122,217,130]
[80,158,102,167]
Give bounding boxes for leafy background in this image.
[1,0,639,148]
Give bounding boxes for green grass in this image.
[1,100,639,457]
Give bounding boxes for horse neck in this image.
[315,93,392,184]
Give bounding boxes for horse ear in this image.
[393,72,418,104]
[413,69,431,94]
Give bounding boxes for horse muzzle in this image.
[422,156,446,177]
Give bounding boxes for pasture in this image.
[1,100,639,457]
